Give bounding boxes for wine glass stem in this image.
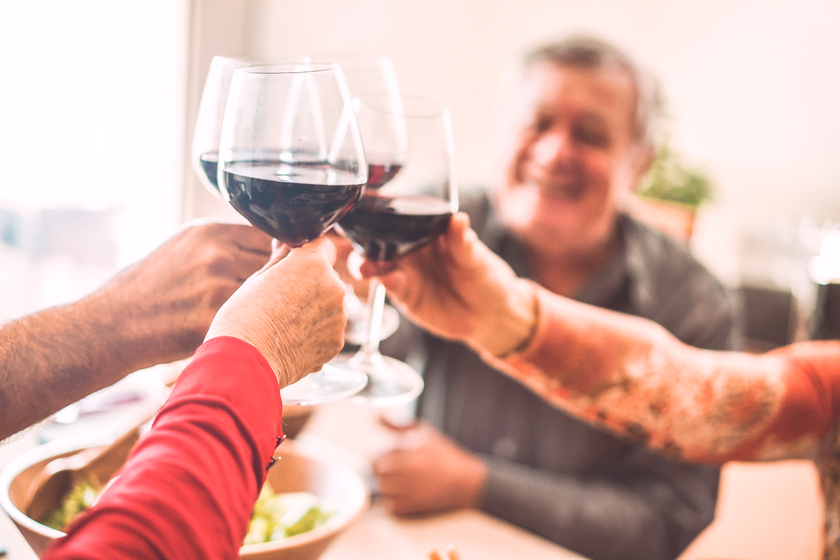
[361,277,387,358]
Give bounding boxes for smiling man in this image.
[492,40,654,298]
[375,36,743,560]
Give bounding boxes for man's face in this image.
[494,61,647,258]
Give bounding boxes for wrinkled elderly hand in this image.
[96,221,273,369]
[206,237,347,387]
[0,221,275,440]
[360,213,536,358]
[372,420,486,515]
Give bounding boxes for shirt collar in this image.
[480,207,657,312]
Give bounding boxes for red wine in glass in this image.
[366,162,402,190]
[199,152,219,192]
[223,160,364,247]
[339,193,452,264]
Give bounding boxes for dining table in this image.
[297,399,587,560]
[0,376,587,560]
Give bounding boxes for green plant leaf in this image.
[637,143,713,208]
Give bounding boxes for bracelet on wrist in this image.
[496,281,540,360]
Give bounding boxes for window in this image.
[0,1,187,322]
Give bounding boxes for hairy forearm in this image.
[0,291,153,440]
[485,286,790,463]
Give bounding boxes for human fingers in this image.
[372,448,438,515]
[289,236,337,267]
[375,476,412,503]
[179,221,271,257]
[371,448,415,485]
[259,237,340,290]
[439,213,485,278]
[378,413,420,432]
[187,223,272,282]
[265,238,346,381]
[445,212,470,251]
[271,238,292,258]
[371,212,471,292]
[255,240,291,276]
[324,228,353,259]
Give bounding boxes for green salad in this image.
[42,479,98,531]
[41,477,335,545]
[243,485,335,545]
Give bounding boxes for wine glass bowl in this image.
[217,63,367,248]
[342,95,457,268]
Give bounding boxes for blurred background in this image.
[1,0,839,347]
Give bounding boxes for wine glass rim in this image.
[354,94,450,120]
[310,52,395,68]
[211,55,311,65]
[240,62,340,75]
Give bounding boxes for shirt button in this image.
[492,437,517,459]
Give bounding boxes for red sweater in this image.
[43,336,283,560]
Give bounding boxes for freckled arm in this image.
[483,286,838,463]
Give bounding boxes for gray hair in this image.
[521,35,660,147]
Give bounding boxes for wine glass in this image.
[337,94,458,406]
[191,55,307,198]
[217,62,369,404]
[312,53,404,346]
[311,52,401,98]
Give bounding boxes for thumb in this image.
[447,212,499,277]
[445,212,472,261]
[378,413,420,432]
[254,239,291,276]
[260,239,292,272]
[373,212,471,293]
[292,236,337,267]
[377,269,405,293]
[450,211,470,237]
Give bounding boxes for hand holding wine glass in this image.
[360,211,538,359]
[216,62,370,404]
[338,94,459,406]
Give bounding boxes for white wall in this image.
[187,0,840,287]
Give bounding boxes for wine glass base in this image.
[344,355,424,407]
[280,363,368,406]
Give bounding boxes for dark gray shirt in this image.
[382,191,743,560]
